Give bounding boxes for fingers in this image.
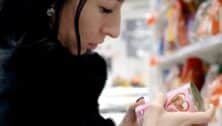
[131,96,145,113]
[136,97,146,106]
[143,92,166,119]
[135,92,165,111]
[171,104,215,125]
[153,92,165,106]
[125,96,146,122]
[142,93,166,126]
[136,96,145,103]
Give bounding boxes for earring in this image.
[46,7,55,16]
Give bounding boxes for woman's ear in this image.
[46,7,55,17]
[46,3,56,30]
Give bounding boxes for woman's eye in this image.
[100,7,113,14]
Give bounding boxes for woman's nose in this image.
[102,24,120,38]
[102,14,121,38]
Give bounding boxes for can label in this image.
[164,83,204,112]
[135,83,205,126]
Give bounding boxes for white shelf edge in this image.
[100,87,148,97]
[158,34,222,69]
[99,87,150,113]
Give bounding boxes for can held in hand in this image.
[135,82,205,126]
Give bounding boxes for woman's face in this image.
[58,0,124,55]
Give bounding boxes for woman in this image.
[0,0,215,126]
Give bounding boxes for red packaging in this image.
[180,57,205,91]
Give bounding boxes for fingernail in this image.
[136,96,144,103]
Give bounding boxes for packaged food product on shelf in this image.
[164,65,182,90]
[209,96,222,126]
[180,57,205,91]
[164,3,178,54]
[220,4,222,33]
[201,64,221,101]
[218,96,222,125]
[209,75,222,107]
[196,0,222,38]
[153,0,222,56]
[163,0,196,54]
[192,0,211,40]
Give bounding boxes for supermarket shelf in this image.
[99,87,149,113]
[99,87,148,97]
[101,112,125,126]
[158,34,222,69]
[99,95,138,113]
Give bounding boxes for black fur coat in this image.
[11,36,115,126]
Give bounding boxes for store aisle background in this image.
[95,0,222,125]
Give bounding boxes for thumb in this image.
[126,97,146,121]
[153,92,166,106]
[173,104,215,125]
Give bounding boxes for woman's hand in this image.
[120,97,145,126]
[142,93,215,126]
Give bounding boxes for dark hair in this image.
[74,0,87,55]
[53,0,87,55]
[0,0,52,33]
[0,0,87,55]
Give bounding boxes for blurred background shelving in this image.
[95,0,222,125]
[158,34,222,69]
